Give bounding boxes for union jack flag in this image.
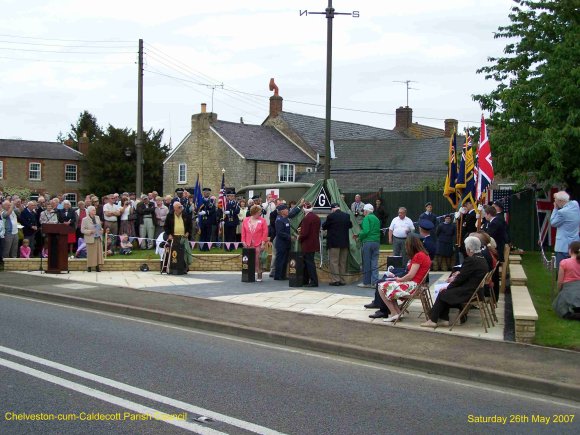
[476,115,494,201]
[537,187,558,247]
[218,172,226,211]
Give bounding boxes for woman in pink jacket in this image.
[241,204,269,282]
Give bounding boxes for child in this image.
[119,234,133,255]
[19,239,31,258]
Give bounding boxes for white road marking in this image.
[0,357,224,435]
[0,344,285,435]
[1,292,579,409]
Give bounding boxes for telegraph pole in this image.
[301,2,359,181]
[135,38,144,196]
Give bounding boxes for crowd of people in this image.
[1,188,578,321]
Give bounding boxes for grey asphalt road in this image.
[0,293,578,435]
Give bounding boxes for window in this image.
[278,163,295,182]
[178,163,187,183]
[0,160,3,179]
[65,164,78,182]
[64,193,77,207]
[29,162,41,181]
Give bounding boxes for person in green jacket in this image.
[354,203,381,288]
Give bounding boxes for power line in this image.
[0,46,134,54]
[0,55,132,64]
[0,39,134,48]
[0,33,133,43]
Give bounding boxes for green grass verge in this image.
[108,247,243,260]
[521,252,580,351]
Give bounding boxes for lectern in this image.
[42,223,75,274]
[241,248,256,282]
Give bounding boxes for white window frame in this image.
[0,160,3,179]
[178,163,187,184]
[65,164,78,182]
[64,193,77,207]
[29,162,41,181]
[305,167,313,173]
[278,163,295,183]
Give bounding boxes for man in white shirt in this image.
[103,195,121,237]
[262,193,276,223]
[388,207,414,265]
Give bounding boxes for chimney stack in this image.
[394,106,412,131]
[269,95,283,118]
[78,131,89,155]
[444,119,458,137]
[191,103,217,131]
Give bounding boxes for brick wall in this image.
[0,157,87,197]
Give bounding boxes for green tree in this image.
[473,0,580,194]
[60,111,103,146]
[86,126,169,196]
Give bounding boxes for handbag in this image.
[259,249,268,268]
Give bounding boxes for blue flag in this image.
[193,174,203,210]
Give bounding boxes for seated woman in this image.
[377,236,431,322]
[421,236,489,328]
[553,241,580,320]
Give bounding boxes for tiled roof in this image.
[295,137,452,191]
[404,123,446,139]
[0,139,84,160]
[278,111,404,156]
[212,121,315,164]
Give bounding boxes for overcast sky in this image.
[0,0,513,145]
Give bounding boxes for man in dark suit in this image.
[459,200,477,257]
[223,188,240,251]
[299,201,321,287]
[163,202,192,275]
[322,203,353,286]
[19,201,39,253]
[421,236,490,328]
[484,204,507,300]
[274,204,291,280]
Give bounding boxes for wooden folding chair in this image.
[484,265,499,323]
[449,272,494,332]
[393,274,431,325]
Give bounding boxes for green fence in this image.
[342,188,538,251]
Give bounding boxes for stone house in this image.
[163,87,461,195]
[0,137,88,205]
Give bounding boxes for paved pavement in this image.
[10,270,505,341]
[0,270,578,402]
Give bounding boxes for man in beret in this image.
[274,204,291,280]
[418,202,438,239]
[223,188,240,251]
[197,187,215,251]
[418,219,436,260]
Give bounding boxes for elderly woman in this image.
[421,236,489,328]
[81,205,104,272]
[241,204,269,282]
[58,200,77,258]
[553,241,580,320]
[377,236,432,322]
[237,199,248,242]
[154,196,169,239]
[39,201,59,225]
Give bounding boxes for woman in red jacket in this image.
[241,204,269,282]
